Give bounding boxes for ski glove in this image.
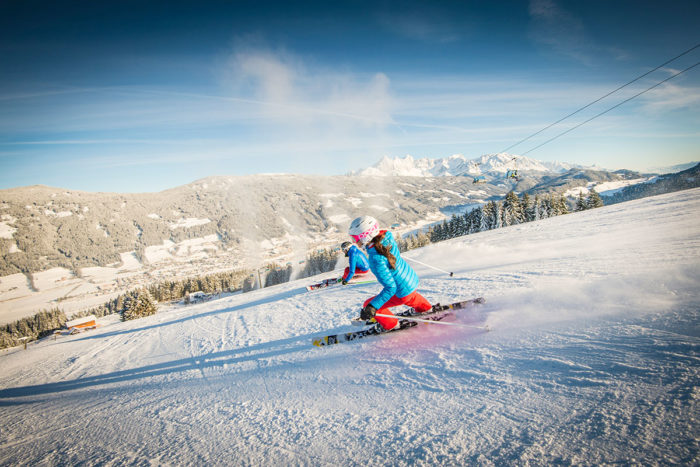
[360,304,377,320]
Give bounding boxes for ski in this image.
[305,278,340,291]
[312,312,451,347]
[351,297,486,326]
[305,277,376,291]
[424,297,486,314]
[312,297,486,347]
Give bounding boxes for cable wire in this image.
[500,43,700,153]
[521,61,700,156]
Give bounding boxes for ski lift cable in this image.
[500,42,700,154]
[521,61,700,156]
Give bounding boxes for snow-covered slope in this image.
[1,189,698,465]
[356,153,582,177]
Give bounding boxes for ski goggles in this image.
[350,230,375,245]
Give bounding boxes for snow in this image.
[346,197,363,207]
[1,188,699,465]
[118,251,142,271]
[43,210,73,217]
[0,273,32,301]
[0,221,16,239]
[0,251,153,324]
[144,235,222,264]
[32,267,75,292]
[172,235,220,258]
[0,268,100,322]
[564,177,657,198]
[95,222,110,237]
[329,214,351,224]
[144,239,177,263]
[169,217,212,230]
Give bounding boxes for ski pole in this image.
[403,257,454,277]
[374,313,489,330]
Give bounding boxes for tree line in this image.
[0,308,66,349]
[429,190,603,243]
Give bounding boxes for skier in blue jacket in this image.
[348,216,432,330]
[340,241,370,284]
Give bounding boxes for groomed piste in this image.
[1,188,698,465]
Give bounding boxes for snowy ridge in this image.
[355,153,583,177]
[0,188,698,464]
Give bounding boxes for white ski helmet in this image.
[348,216,380,246]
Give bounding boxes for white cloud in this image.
[224,48,396,127]
[640,82,700,113]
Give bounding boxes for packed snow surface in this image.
[1,189,699,465]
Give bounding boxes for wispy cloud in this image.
[640,81,700,113]
[223,48,396,126]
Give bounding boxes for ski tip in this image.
[312,337,327,346]
[351,317,373,327]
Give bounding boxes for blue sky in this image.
[1,0,699,192]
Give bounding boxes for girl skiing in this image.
[348,216,432,330]
[340,241,370,284]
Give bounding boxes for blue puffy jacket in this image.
[366,230,419,309]
[346,245,369,281]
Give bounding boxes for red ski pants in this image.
[342,266,369,281]
[363,291,431,330]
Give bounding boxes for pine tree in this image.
[587,188,604,208]
[575,191,588,211]
[415,231,430,247]
[558,195,570,215]
[481,202,496,230]
[532,195,541,221]
[494,202,504,229]
[448,215,458,239]
[521,193,532,222]
[122,288,157,321]
[503,191,524,226]
[539,196,550,219]
[116,294,126,313]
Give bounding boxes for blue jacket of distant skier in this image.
[365,230,419,309]
[345,245,369,282]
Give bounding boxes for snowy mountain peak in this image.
[355,153,581,177]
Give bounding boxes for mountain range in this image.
[354,153,585,177]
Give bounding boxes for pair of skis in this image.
[312,297,487,347]
[305,277,376,291]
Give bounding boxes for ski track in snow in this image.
[0,189,699,465]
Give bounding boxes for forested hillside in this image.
[602,163,700,204]
[0,174,526,275]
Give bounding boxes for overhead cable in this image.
[521,61,700,156]
[500,43,700,153]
